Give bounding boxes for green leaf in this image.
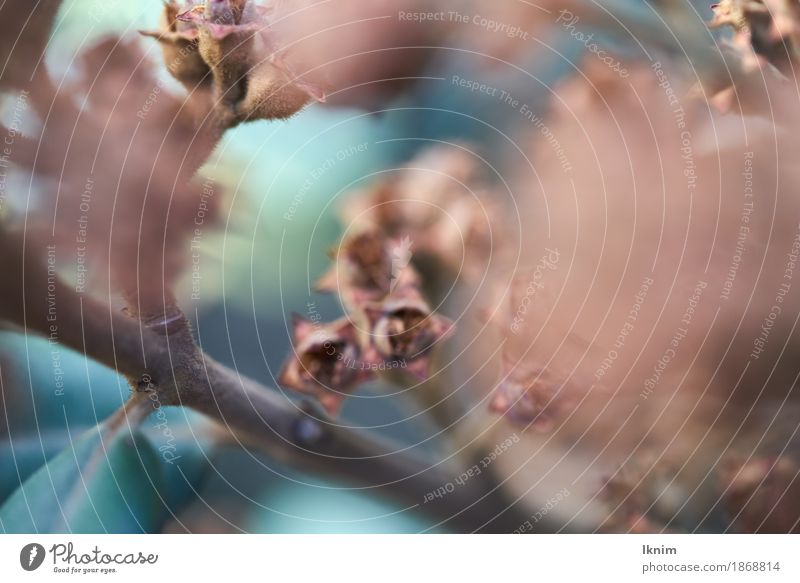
[246,474,442,534]
[139,407,214,512]
[0,331,129,435]
[0,423,165,533]
[0,430,79,504]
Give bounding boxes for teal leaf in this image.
[0,331,129,435]
[139,407,214,512]
[0,423,165,533]
[0,430,80,504]
[246,476,442,534]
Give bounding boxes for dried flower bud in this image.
[415,194,509,282]
[278,315,373,415]
[178,0,264,40]
[339,145,480,235]
[139,1,211,91]
[341,230,392,291]
[396,145,480,201]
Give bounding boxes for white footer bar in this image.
[1,534,797,582]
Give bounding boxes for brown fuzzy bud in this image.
[178,0,258,110]
[139,1,211,91]
[235,57,324,120]
[175,0,325,124]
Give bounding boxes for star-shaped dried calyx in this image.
[368,288,455,380]
[278,315,374,416]
[720,454,800,532]
[291,227,455,413]
[318,231,454,376]
[139,1,211,91]
[339,237,452,370]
